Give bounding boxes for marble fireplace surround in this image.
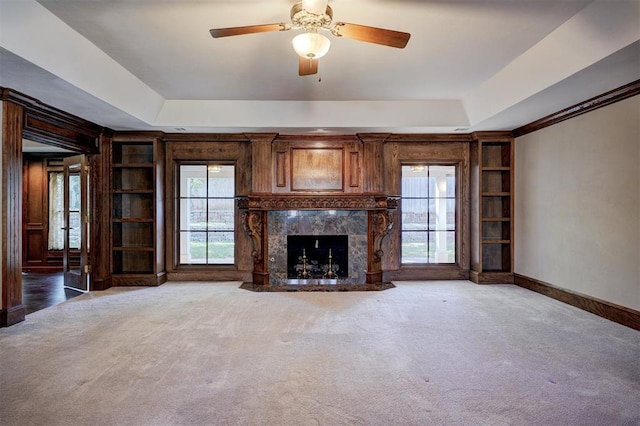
[239,195,397,291]
[271,211,364,284]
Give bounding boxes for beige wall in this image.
[515,95,640,311]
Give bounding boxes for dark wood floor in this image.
[22,272,83,315]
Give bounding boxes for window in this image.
[48,172,65,250]
[401,165,456,264]
[178,164,235,265]
[48,171,81,250]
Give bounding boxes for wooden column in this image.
[1,100,25,326]
[358,133,390,194]
[89,131,113,290]
[244,133,276,285]
[245,133,277,194]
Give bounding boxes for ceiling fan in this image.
[209,0,411,76]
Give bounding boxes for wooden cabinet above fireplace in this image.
[270,137,366,195]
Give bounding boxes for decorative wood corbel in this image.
[372,210,393,263]
[241,210,263,264]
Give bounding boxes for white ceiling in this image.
[0,0,639,135]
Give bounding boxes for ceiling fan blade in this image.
[210,23,288,38]
[299,57,319,76]
[332,22,410,48]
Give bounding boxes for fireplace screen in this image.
[287,235,348,279]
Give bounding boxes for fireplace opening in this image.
[287,235,349,279]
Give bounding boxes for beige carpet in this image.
[1,281,639,425]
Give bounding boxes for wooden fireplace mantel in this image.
[237,194,399,211]
[238,194,398,289]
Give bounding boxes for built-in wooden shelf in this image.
[471,134,514,284]
[110,136,166,286]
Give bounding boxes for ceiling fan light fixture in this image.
[302,0,328,16]
[292,32,331,59]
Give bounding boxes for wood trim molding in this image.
[356,133,392,143]
[471,131,514,140]
[513,79,640,137]
[112,131,165,141]
[0,305,26,328]
[514,274,640,331]
[386,133,475,143]
[1,87,103,153]
[239,195,399,211]
[275,134,359,142]
[470,271,514,284]
[384,266,469,281]
[162,132,253,142]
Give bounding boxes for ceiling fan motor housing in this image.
[291,1,333,31]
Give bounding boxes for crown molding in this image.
[513,79,640,137]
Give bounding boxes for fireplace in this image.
[239,194,397,291]
[287,235,349,279]
[268,210,367,285]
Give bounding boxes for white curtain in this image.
[48,172,64,250]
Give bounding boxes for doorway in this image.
[21,144,90,313]
[1,89,104,327]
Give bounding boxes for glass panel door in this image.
[63,155,89,292]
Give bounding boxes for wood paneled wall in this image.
[90,132,113,290]
[163,134,253,281]
[22,157,66,272]
[382,137,471,280]
[161,133,474,282]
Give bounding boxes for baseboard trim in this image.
[384,267,469,281]
[0,304,26,327]
[112,272,166,287]
[514,274,640,331]
[90,276,112,291]
[470,271,514,284]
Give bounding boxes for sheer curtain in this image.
[48,172,64,250]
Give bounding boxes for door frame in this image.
[1,88,105,327]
